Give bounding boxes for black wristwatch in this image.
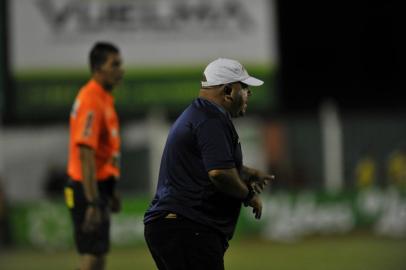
[243,185,256,207]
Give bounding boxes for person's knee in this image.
[80,254,106,270]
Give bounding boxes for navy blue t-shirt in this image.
[144,98,243,240]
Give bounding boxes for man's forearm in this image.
[208,168,249,199]
[242,165,257,176]
[79,146,99,202]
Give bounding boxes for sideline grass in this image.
[1,233,405,270]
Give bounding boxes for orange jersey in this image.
[67,79,120,181]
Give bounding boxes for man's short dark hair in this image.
[89,42,119,72]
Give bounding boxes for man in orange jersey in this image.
[65,42,124,270]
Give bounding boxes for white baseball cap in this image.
[201,58,264,87]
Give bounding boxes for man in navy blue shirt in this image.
[144,58,274,270]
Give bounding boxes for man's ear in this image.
[93,65,103,74]
[223,84,234,102]
[224,84,232,95]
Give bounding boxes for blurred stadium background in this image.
[1,0,406,269]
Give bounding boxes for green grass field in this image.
[1,233,405,270]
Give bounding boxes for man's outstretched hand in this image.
[248,169,275,194]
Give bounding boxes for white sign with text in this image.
[10,0,277,70]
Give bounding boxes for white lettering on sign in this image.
[11,0,276,69]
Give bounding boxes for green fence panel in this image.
[7,189,406,249]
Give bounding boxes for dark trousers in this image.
[144,215,228,270]
[65,178,115,255]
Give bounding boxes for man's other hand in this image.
[82,206,102,233]
[110,192,121,213]
[247,194,263,219]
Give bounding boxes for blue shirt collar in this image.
[198,97,230,117]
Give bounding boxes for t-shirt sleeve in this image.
[72,98,103,150]
[196,118,236,171]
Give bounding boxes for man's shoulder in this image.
[169,100,218,133]
[173,100,219,129]
[76,82,104,105]
[78,81,98,96]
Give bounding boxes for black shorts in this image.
[144,214,228,270]
[64,178,115,256]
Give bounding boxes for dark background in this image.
[276,1,406,112]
